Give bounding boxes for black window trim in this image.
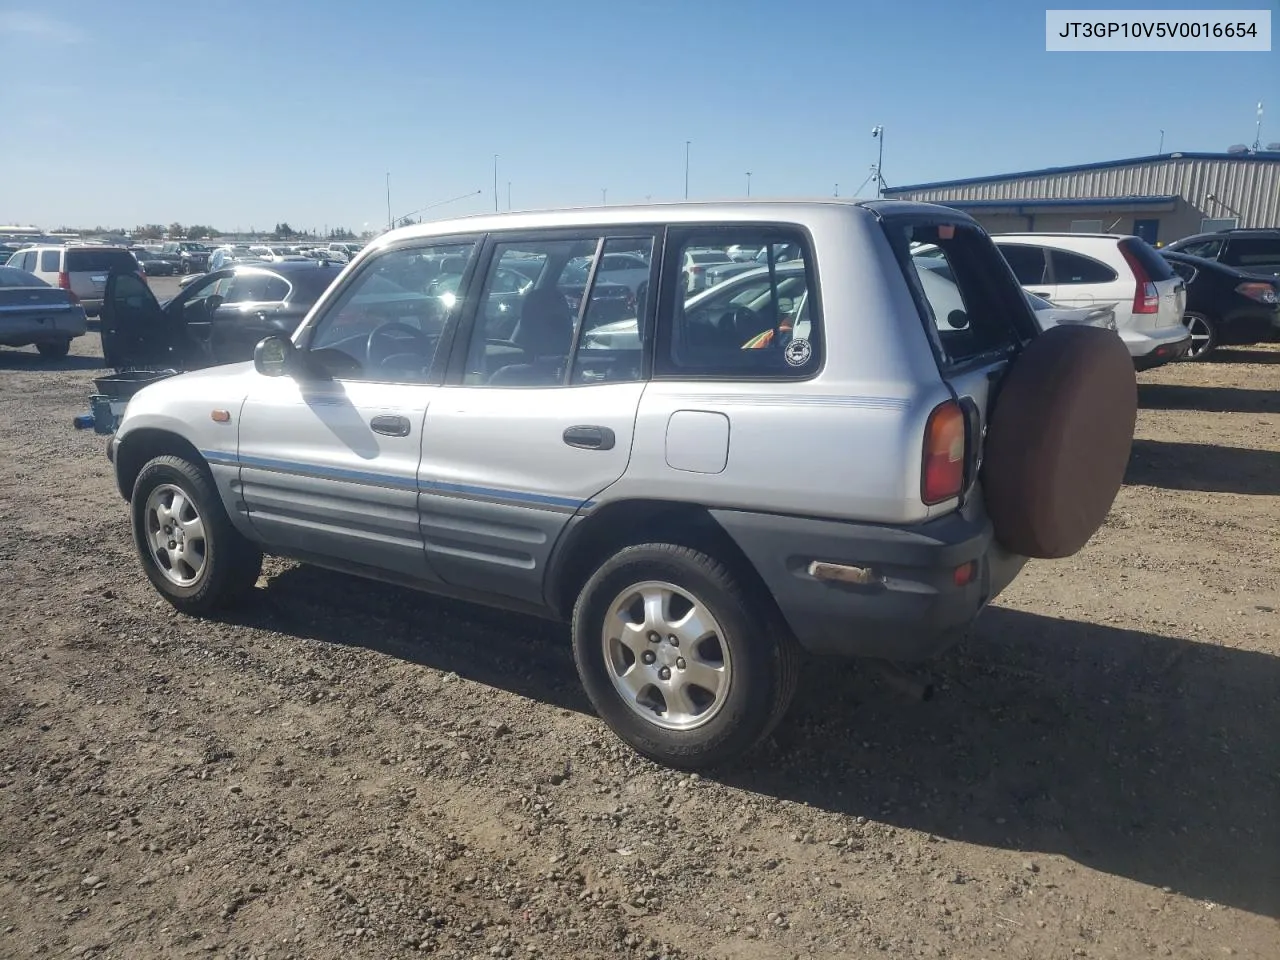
[654,221,824,382]
[295,232,485,386]
[443,225,664,388]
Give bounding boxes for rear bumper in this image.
[711,503,1026,662]
[1125,326,1191,369]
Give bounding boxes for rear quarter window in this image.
[66,250,138,273]
[1049,249,1118,284]
[39,249,60,272]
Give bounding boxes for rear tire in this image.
[1182,312,1217,360]
[131,455,262,615]
[572,543,799,770]
[36,339,71,359]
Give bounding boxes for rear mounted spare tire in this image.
[981,324,1136,560]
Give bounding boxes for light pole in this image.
[493,155,499,212]
[684,140,691,199]
[745,171,752,197]
[834,183,839,197]
[507,181,512,211]
[385,172,392,231]
[871,125,885,197]
[1158,129,1165,153]
[601,188,607,205]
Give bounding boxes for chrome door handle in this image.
[563,425,615,450]
[370,414,411,437]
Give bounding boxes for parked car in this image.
[1163,228,1280,279]
[681,248,734,292]
[0,265,88,358]
[100,260,344,370]
[208,246,265,271]
[726,244,763,262]
[992,233,1188,369]
[160,241,212,274]
[4,245,142,316]
[1159,250,1280,359]
[130,248,180,277]
[564,251,650,294]
[103,200,1138,769]
[702,242,807,289]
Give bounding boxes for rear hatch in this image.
[66,248,140,303]
[1118,237,1184,331]
[882,215,1038,509]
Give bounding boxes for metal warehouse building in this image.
[882,151,1280,246]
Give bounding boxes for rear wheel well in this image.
[115,430,206,500]
[548,499,778,622]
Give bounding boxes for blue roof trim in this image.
[940,195,1178,210]
[886,152,1280,194]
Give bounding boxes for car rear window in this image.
[1221,237,1280,267]
[1117,238,1175,281]
[66,249,138,273]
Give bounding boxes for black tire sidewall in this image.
[37,340,70,359]
[130,455,256,612]
[572,544,783,769]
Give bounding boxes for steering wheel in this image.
[367,321,429,369]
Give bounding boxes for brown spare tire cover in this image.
[981,324,1137,560]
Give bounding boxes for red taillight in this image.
[690,266,704,275]
[1119,242,1159,314]
[1236,281,1279,304]
[921,400,966,505]
[57,272,80,303]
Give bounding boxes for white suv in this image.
[4,245,142,317]
[105,201,1138,769]
[992,233,1189,369]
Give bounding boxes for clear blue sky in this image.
[0,0,1274,234]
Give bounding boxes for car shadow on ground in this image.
[231,566,1278,918]
[1125,438,1280,495]
[1202,347,1280,365]
[0,350,103,371]
[1139,382,1279,414]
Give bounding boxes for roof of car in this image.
[1168,228,1280,243]
[993,233,1127,241]
[372,199,970,247]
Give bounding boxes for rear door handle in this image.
[370,414,411,437]
[563,424,615,450]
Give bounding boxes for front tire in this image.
[36,339,71,359]
[1182,312,1217,360]
[131,455,262,615]
[572,543,799,770]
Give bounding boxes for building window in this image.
[1069,220,1104,233]
[1200,217,1238,233]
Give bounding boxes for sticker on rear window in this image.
[784,338,812,366]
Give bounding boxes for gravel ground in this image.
[0,334,1277,960]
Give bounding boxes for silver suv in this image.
[5,244,142,316]
[106,201,1138,768]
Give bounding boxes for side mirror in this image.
[254,335,295,377]
[946,309,969,330]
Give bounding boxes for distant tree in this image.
[168,222,185,239]
[273,222,295,239]
[134,224,164,240]
[185,224,216,240]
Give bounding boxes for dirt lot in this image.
[0,334,1276,960]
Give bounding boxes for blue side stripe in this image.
[202,449,592,510]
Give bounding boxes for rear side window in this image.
[39,249,60,272]
[1116,238,1175,281]
[658,230,819,378]
[1049,249,1117,284]
[1177,238,1222,259]
[66,249,138,273]
[893,222,1028,367]
[998,243,1048,285]
[1221,238,1280,268]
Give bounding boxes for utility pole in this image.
[507,181,512,211]
[601,188,607,205]
[834,183,839,197]
[385,172,392,231]
[1252,102,1264,153]
[745,171,752,197]
[1158,129,1165,153]
[684,140,691,199]
[493,155,499,212]
[871,126,885,198]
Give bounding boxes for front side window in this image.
[659,231,818,378]
[307,241,476,383]
[222,271,290,303]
